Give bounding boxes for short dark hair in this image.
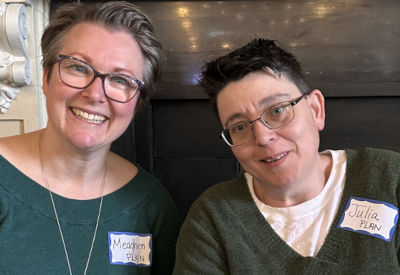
[199,38,310,114]
[41,1,165,109]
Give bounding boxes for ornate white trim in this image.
[0,0,32,114]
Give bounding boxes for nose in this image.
[81,76,107,103]
[252,119,276,146]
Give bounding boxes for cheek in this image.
[45,85,65,113]
[287,119,320,152]
[45,76,75,103]
[113,100,137,122]
[126,98,139,118]
[282,109,315,140]
[232,147,253,163]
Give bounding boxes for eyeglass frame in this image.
[220,92,309,147]
[56,54,144,103]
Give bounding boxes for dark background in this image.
[51,0,400,218]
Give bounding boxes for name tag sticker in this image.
[338,196,399,242]
[108,231,152,266]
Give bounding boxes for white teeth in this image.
[71,108,106,124]
[264,152,287,163]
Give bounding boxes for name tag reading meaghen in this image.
[338,196,399,242]
[108,232,152,266]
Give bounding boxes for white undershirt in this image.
[246,150,347,257]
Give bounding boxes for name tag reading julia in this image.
[338,196,398,242]
[108,232,152,266]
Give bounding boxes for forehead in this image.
[216,71,301,123]
[59,22,144,76]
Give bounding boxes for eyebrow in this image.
[224,93,290,128]
[62,53,138,78]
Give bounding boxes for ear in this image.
[42,68,49,97]
[307,89,325,131]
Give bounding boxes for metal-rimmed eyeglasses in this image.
[221,93,309,147]
[57,54,144,103]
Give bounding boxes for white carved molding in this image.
[0,1,32,114]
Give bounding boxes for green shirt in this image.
[174,148,400,274]
[0,156,180,274]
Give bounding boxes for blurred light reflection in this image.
[221,43,232,50]
[182,20,192,29]
[236,14,243,20]
[314,4,336,18]
[177,7,189,17]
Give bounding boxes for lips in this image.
[263,152,288,163]
[71,107,107,124]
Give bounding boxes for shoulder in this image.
[346,147,400,158]
[135,166,166,194]
[107,152,138,189]
[0,132,39,176]
[0,131,38,156]
[104,164,180,229]
[104,151,176,209]
[108,152,174,205]
[346,147,400,169]
[344,148,400,197]
[133,166,181,232]
[0,134,22,156]
[132,165,178,210]
[174,179,243,274]
[198,174,248,201]
[176,174,261,270]
[185,174,250,220]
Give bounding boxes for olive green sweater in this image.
[0,156,180,274]
[174,148,400,274]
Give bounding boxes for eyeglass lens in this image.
[223,102,295,146]
[59,57,140,102]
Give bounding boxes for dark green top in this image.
[173,148,400,274]
[0,155,180,274]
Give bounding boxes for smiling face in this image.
[43,22,144,151]
[217,70,326,191]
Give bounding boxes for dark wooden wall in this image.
[51,0,400,218]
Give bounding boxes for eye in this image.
[67,64,89,73]
[271,103,291,116]
[272,106,284,115]
[62,60,91,76]
[108,75,134,89]
[230,122,250,134]
[73,64,86,72]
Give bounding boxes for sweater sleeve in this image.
[173,197,229,275]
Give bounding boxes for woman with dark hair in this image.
[174,39,400,274]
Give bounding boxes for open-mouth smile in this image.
[263,152,288,163]
[71,108,107,124]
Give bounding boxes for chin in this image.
[253,168,297,185]
[68,134,104,151]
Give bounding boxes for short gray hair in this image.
[41,1,165,108]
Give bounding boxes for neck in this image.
[38,129,109,199]
[253,152,333,207]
